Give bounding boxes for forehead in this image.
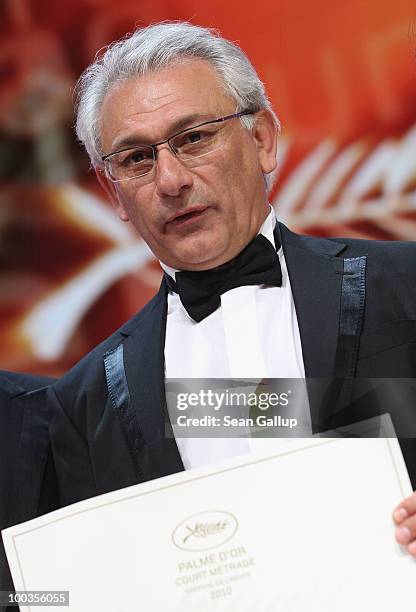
[99,59,235,151]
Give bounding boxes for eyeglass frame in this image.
[100,109,255,181]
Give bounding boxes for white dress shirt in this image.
[161,209,310,469]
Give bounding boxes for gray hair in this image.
[75,21,280,175]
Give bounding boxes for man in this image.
[50,22,416,555]
[0,371,59,609]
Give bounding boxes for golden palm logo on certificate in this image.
[172,511,238,552]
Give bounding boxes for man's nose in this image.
[154,146,193,198]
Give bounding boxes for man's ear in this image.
[94,167,130,222]
[251,109,279,175]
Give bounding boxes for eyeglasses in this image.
[101,109,253,182]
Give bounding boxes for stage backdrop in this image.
[1,0,415,375]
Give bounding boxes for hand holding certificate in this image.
[393,493,416,553]
[2,421,415,611]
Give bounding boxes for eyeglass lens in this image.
[107,121,228,181]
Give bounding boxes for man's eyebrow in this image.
[168,113,210,134]
[110,113,214,152]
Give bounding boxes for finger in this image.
[392,491,416,524]
[395,512,416,549]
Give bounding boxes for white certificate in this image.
[3,416,415,611]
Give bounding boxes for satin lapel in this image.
[280,224,346,377]
[279,224,346,430]
[118,279,184,481]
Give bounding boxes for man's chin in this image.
[168,249,229,272]
[165,237,230,271]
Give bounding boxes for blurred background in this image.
[1,0,415,375]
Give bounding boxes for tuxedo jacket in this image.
[50,224,416,508]
[0,371,58,601]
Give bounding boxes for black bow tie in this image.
[166,231,282,322]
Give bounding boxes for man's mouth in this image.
[166,206,210,227]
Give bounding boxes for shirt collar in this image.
[160,205,277,281]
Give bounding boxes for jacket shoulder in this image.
[331,237,416,284]
[53,282,166,398]
[279,222,416,265]
[331,235,416,257]
[0,370,54,397]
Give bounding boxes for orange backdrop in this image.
[1,0,415,374]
